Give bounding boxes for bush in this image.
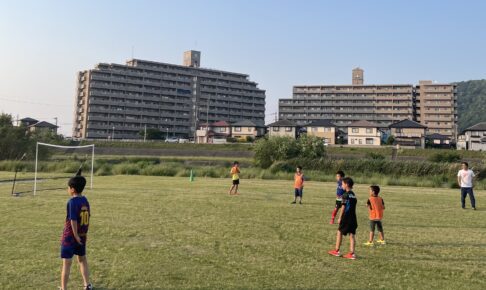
[428,152,461,163]
[253,136,325,169]
[365,152,386,160]
[226,137,237,143]
[246,136,255,143]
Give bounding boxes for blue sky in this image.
[1,0,485,135]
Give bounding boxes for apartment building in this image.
[415,80,457,139]
[73,51,266,139]
[278,68,457,140]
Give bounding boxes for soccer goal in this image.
[31,142,95,196]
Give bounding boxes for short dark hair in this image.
[336,170,345,178]
[68,176,86,194]
[233,161,239,165]
[297,166,302,171]
[370,185,380,195]
[461,161,469,167]
[342,177,354,188]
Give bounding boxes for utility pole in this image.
[144,124,147,142]
[54,117,58,126]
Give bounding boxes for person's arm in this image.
[366,199,371,209]
[301,175,304,189]
[382,199,385,210]
[457,171,462,187]
[337,195,347,223]
[70,220,82,245]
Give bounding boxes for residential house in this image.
[267,120,298,138]
[28,121,58,134]
[389,119,427,148]
[231,120,266,141]
[19,117,38,127]
[347,120,381,146]
[196,121,231,144]
[462,122,486,151]
[305,120,337,144]
[426,133,451,148]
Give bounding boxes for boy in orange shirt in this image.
[364,185,386,246]
[291,166,304,204]
[229,161,240,195]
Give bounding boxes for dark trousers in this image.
[461,187,476,208]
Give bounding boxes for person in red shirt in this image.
[291,166,304,204]
[364,185,386,246]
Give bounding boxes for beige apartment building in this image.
[305,120,337,144]
[415,80,457,139]
[347,120,381,146]
[278,68,457,140]
[73,51,266,139]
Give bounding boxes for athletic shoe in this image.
[85,284,93,290]
[299,201,302,205]
[343,252,356,260]
[462,207,466,209]
[291,201,296,204]
[329,219,335,225]
[328,249,341,257]
[363,241,374,246]
[377,239,386,245]
[473,207,477,210]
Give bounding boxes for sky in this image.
[1,0,485,136]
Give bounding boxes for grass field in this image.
[1,176,486,289]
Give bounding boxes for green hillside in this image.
[456,79,486,132]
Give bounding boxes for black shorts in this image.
[369,220,383,232]
[339,219,357,236]
[335,200,342,208]
[232,179,240,185]
[61,243,86,259]
[294,188,303,197]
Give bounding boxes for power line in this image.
[0,97,71,107]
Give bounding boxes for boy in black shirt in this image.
[328,177,358,260]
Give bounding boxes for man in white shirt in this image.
[457,162,476,210]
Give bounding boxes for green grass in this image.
[1,176,486,289]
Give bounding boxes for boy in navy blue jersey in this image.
[328,177,358,260]
[60,175,92,290]
[329,170,345,224]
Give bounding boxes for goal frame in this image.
[33,142,95,196]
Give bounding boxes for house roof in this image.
[211,121,230,127]
[30,121,58,128]
[20,117,38,123]
[266,119,297,127]
[389,119,427,129]
[306,119,337,127]
[231,119,265,127]
[426,133,449,140]
[348,120,380,128]
[464,122,486,132]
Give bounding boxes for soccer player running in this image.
[328,177,358,260]
[329,170,345,224]
[60,175,92,290]
[457,161,476,210]
[229,161,240,195]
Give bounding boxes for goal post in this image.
[33,142,95,196]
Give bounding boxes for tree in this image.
[139,128,164,140]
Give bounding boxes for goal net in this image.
[9,142,95,196]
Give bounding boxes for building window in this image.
[235,127,241,132]
[312,127,318,132]
[247,127,252,132]
[366,138,374,145]
[359,139,362,145]
[366,128,373,133]
[325,127,331,132]
[351,139,355,144]
[272,127,280,132]
[285,127,292,132]
[352,128,359,133]
[219,127,226,132]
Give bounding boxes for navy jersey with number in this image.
[61,196,90,247]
